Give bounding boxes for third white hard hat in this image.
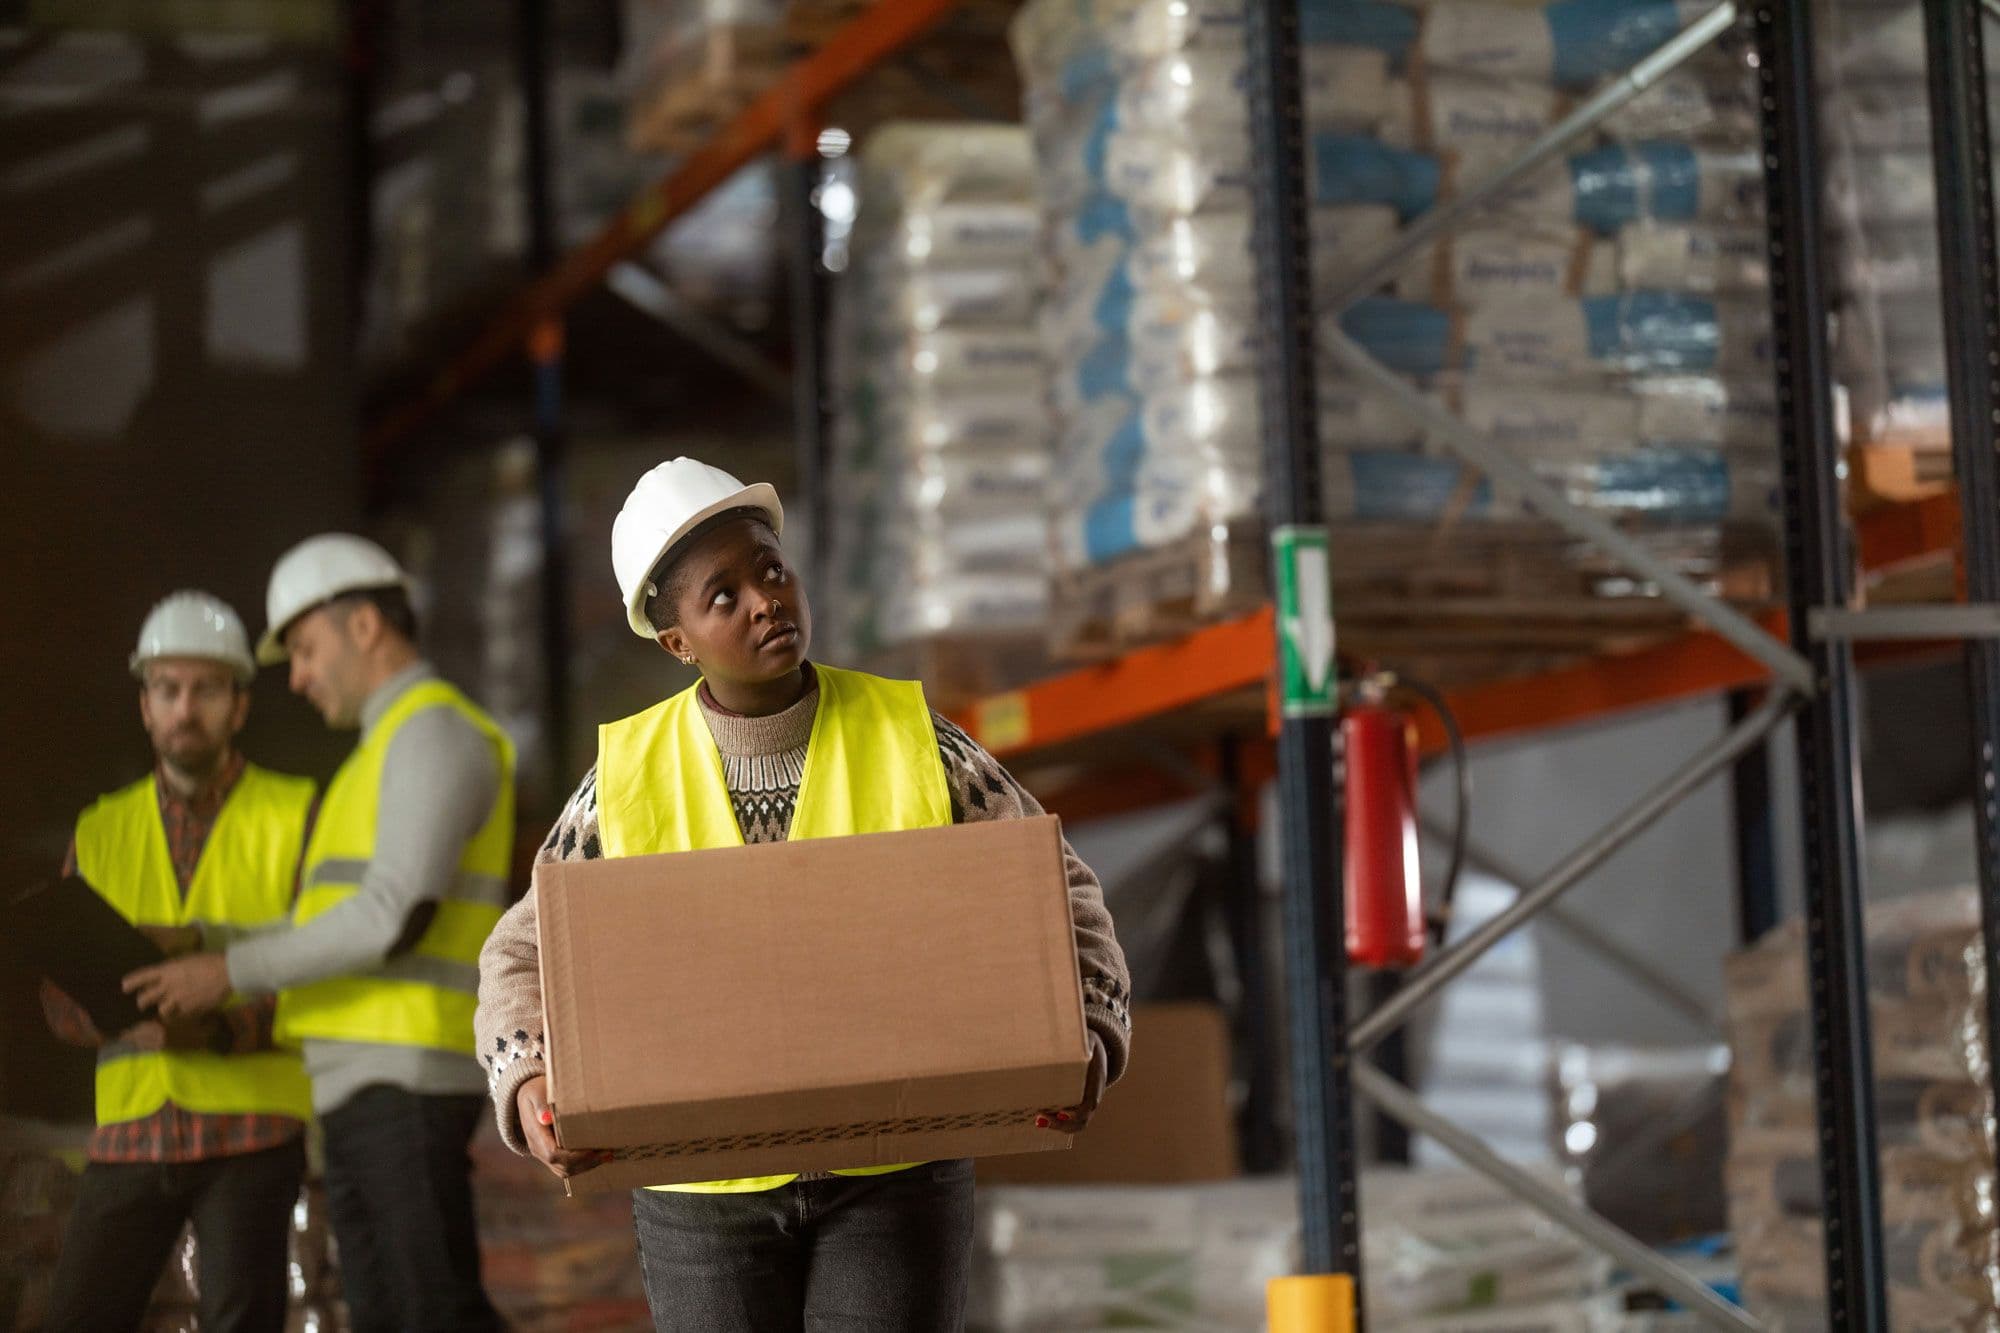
[611,457,783,638]
[257,533,411,665]
[131,590,256,682]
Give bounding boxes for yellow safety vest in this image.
[75,765,317,1128]
[596,663,951,1192]
[275,679,516,1055]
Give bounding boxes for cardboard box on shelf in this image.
[537,816,1090,1195]
[976,1001,1240,1186]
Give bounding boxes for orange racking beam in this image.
[1855,489,1963,574]
[1409,613,1784,754]
[959,493,1970,766]
[362,0,962,467]
[959,608,1276,757]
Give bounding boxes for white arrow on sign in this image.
[1284,541,1335,694]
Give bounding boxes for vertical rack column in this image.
[1919,0,2000,1193]
[1750,2,1888,1327]
[519,0,572,786]
[785,120,833,575]
[1243,0,1364,1294]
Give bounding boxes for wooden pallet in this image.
[627,24,793,156]
[806,0,1023,139]
[1850,438,1956,508]
[859,630,1053,712]
[1047,517,1779,682]
[1049,527,1271,663]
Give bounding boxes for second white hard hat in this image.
[257,533,411,665]
[612,457,783,638]
[131,590,256,683]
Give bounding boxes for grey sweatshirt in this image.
[228,663,499,1113]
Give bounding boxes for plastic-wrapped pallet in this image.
[824,124,1052,660]
[624,0,788,155]
[967,1170,1616,1331]
[1013,0,1408,652]
[1307,0,1780,627]
[1814,0,2000,498]
[1013,0,1781,658]
[1721,887,2000,1332]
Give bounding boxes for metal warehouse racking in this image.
[365,1,2000,1328]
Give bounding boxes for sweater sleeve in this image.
[932,713,1134,1086]
[228,707,500,993]
[475,764,599,1154]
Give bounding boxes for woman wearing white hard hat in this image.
[475,457,1131,1329]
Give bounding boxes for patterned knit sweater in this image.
[473,672,1133,1156]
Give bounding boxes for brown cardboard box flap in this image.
[537,815,1089,1191]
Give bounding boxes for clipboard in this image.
[4,875,165,1038]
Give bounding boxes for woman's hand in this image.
[516,1075,614,1179]
[1037,1032,1108,1134]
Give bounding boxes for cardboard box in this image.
[976,1002,1240,1185]
[537,815,1089,1194]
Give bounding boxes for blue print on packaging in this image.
[1082,494,1141,563]
[1571,142,1701,234]
[1077,335,1134,401]
[1582,292,1720,371]
[1300,0,1420,64]
[1547,0,1686,89]
[1313,136,1440,221]
[1339,298,1454,378]
[1347,452,1493,520]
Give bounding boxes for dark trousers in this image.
[631,1159,976,1332]
[320,1084,500,1333]
[45,1137,306,1333]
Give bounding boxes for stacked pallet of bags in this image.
[1722,888,2000,1331]
[1313,0,1782,619]
[1011,0,1783,653]
[1816,0,2000,495]
[1009,0,1392,647]
[824,124,1052,659]
[968,1171,1621,1331]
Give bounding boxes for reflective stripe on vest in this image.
[75,766,317,1127]
[595,663,951,1193]
[274,679,516,1055]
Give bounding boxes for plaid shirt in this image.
[42,752,308,1164]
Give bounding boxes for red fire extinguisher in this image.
[1344,688,1427,969]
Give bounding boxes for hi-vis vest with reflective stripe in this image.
[274,679,515,1055]
[75,765,316,1128]
[596,663,952,1193]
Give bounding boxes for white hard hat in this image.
[257,533,412,665]
[131,590,256,683]
[612,457,783,637]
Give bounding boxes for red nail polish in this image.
[537,1108,553,1125]
[1035,1115,1051,1128]
[1056,1112,1074,1123]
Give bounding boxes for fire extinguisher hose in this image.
[1390,674,1469,945]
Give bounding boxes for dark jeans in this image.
[631,1159,976,1332]
[320,1084,501,1333]
[45,1137,306,1333]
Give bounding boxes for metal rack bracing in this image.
[361,1,2000,1327]
[1242,0,2000,1328]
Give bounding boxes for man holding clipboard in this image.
[38,591,316,1332]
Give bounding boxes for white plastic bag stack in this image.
[1010,0,1396,578]
[966,1171,1619,1332]
[1309,0,1780,551]
[1012,0,1782,622]
[824,124,1052,655]
[1816,0,2000,452]
[1722,888,2000,1331]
